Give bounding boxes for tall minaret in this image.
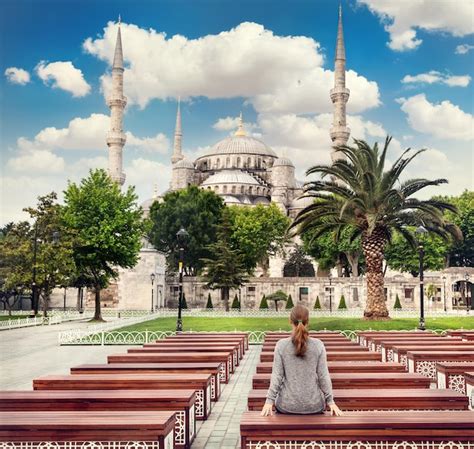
[106,17,127,186]
[329,4,350,162]
[171,98,183,164]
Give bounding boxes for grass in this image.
[0,315,30,321]
[116,316,474,333]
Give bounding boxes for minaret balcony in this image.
[107,97,127,108]
[106,132,127,146]
[330,127,350,141]
[109,172,126,185]
[330,87,350,103]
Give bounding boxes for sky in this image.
[1,0,473,224]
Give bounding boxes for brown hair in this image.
[290,304,309,357]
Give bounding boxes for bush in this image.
[181,292,188,309]
[231,293,240,309]
[259,294,268,309]
[206,293,213,309]
[338,294,347,310]
[286,294,294,310]
[314,296,321,310]
[393,294,402,310]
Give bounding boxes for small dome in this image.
[221,195,241,204]
[241,195,253,205]
[273,157,294,167]
[201,170,262,186]
[254,197,270,205]
[174,159,194,169]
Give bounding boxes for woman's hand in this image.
[261,403,274,416]
[329,403,343,416]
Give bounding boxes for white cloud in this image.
[212,115,258,133]
[36,61,91,97]
[83,21,380,114]
[358,0,474,51]
[4,67,30,85]
[16,113,169,153]
[455,44,474,55]
[6,150,65,174]
[125,158,171,201]
[397,94,474,141]
[402,71,471,87]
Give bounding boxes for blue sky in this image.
[1,0,473,223]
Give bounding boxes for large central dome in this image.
[205,134,277,158]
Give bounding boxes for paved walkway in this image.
[193,345,261,449]
[0,320,133,390]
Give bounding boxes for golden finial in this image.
[234,111,246,137]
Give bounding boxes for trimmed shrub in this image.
[206,293,213,309]
[259,294,269,309]
[314,296,321,310]
[231,294,240,309]
[337,294,347,310]
[393,294,402,310]
[286,294,294,310]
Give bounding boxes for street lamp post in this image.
[31,221,39,316]
[176,227,189,332]
[150,273,156,313]
[442,275,447,313]
[465,273,471,314]
[330,273,333,313]
[415,225,428,331]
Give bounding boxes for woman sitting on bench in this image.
[261,304,343,416]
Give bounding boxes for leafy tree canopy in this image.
[283,244,315,277]
[149,186,224,275]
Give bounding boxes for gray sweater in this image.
[265,337,334,414]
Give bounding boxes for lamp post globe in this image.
[415,225,428,331]
[176,227,189,332]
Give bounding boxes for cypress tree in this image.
[259,294,268,309]
[393,294,402,310]
[206,293,213,309]
[231,293,240,309]
[338,294,347,310]
[285,294,294,309]
[314,296,321,309]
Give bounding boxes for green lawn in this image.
[117,316,474,333]
[0,315,29,321]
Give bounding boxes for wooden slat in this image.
[255,361,406,374]
[260,351,381,362]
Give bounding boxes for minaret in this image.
[106,17,127,186]
[329,4,350,162]
[171,98,183,164]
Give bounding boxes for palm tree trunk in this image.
[362,230,389,319]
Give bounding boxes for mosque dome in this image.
[273,157,294,167]
[221,195,241,205]
[204,135,277,158]
[174,159,194,169]
[201,170,262,187]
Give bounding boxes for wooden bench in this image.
[262,341,362,352]
[180,332,249,350]
[108,352,232,383]
[407,351,474,380]
[262,344,368,354]
[71,362,222,401]
[142,342,241,367]
[357,330,434,346]
[463,334,474,341]
[252,372,430,389]
[436,362,474,394]
[393,344,474,367]
[379,337,463,361]
[260,350,381,362]
[33,373,213,420]
[247,388,469,411]
[240,410,474,449]
[466,371,474,410]
[0,411,175,448]
[164,336,245,357]
[446,330,474,338]
[364,333,442,352]
[0,390,195,449]
[256,361,406,373]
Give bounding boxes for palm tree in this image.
[291,137,461,319]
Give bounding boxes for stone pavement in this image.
[193,345,261,449]
[0,319,133,390]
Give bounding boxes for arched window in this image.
[216,158,220,169]
[237,157,241,168]
[240,186,245,194]
[256,187,260,195]
[223,185,227,193]
[214,185,219,192]
[257,158,261,168]
[231,185,236,194]
[249,186,253,195]
[226,157,230,168]
[247,157,251,167]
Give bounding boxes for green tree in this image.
[231,293,240,309]
[201,209,247,311]
[393,294,402,310]
[228,203,290,275]
[266,289,288,311]
[206,293,213,309]
[292,137,461,319]
[149,186,224,275]
[63,170,145,321]
[259,294,268,309]
[286,293,294,309]
[314,296,321,309]
[283,245,315,277]
[385,230,448,276]
[338,295,347,309]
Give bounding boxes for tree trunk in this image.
[93,284,104,321]
[222,287,230,312]
[346,252,360,277]
[362,229,389,320]
[336,257,343,277]
[76,287,81,311]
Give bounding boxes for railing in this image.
[58,328,456,346]
[0,311,95,331]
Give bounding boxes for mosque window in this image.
[216,158,220,168]
[247,157,251,167]
[237,157,241,167]
[223,185,227,193]
[231,186,236,194]
[214,186,219,192]
[240,186,245,194]
[249,186,253,195]
[256,187,260,195]
[226,157,230,168]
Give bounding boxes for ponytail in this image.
[290,304,310,357]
